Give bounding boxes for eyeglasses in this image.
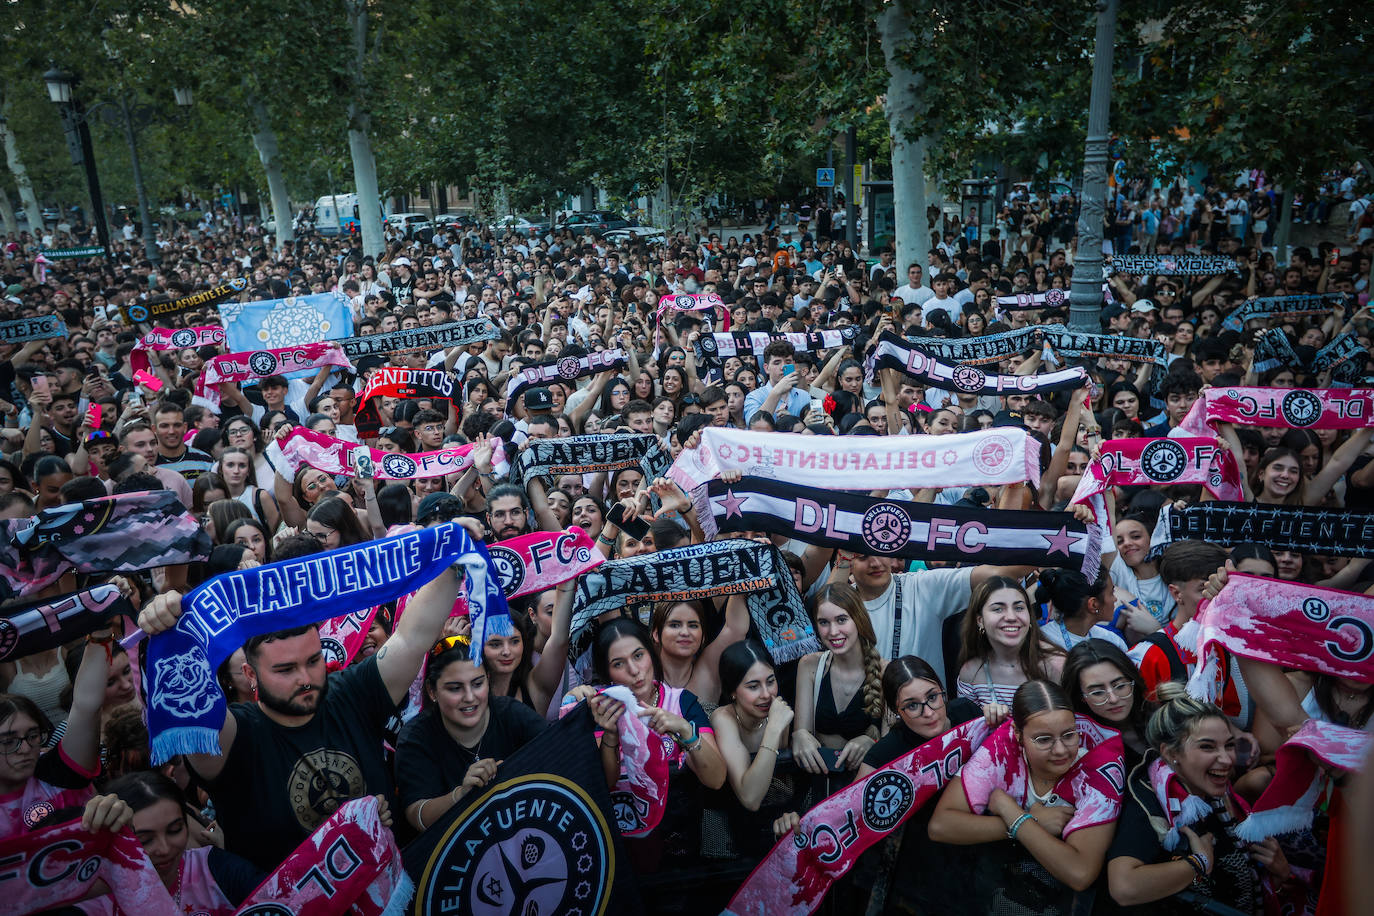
[0,728,49,755]
[429,634,471,657]
[227,426,255,437]
[898,690,946,716]
[1083,678,1135,705]
[1028,729,1082,751]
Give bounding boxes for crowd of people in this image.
[2,179,1373,916]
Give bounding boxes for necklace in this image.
[170,858,183,910]
[734,705,767,733]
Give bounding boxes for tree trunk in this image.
[878,3,928,273]
[0,187,16,235]
[1272,188,1294,265]
[0,106,42,228]
[345,0,384,259]
[248,95,294,250]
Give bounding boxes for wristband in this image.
[1007,812,1035,841]
[673,722,699,749]
[1189,852,1209,876]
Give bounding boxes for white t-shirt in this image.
[1109,553,1175,625]
[1041,619,1129,653]
[863,567,975,683]
[922,297,956,323]
[894,284,934,307]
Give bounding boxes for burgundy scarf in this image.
[354,367,456,435]
[1071,436,1244,508]
[725,718,991,916]
[130,326,225,373]
[0,818,176,914]
[1174,387,1374,436]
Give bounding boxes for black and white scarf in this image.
[504,347,627,404]
[0,584,134,663]
[870,325,1166,368]
[0,314,65,344]
[118,278,248,325]
[339,316,500,358]
[1253,328,1363,375]
[698,476,1100,575]
[693,327,859,377]
[1222,293,1347,332]
[1151,502,1374,559]
[571,538,817,664]
[1109,254,1236,276]
[514,433,668,486]
[867,330,1089,394]
[995,288,1073,310]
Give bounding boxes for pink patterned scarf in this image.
[130,326,225,373]
[960,716,1125,837]
[595,685,670,838]
[1173,387,1374,437]
[1187,573,1374,702]
[1237,718,1371,842]
[196,342,352,410]
[0,818,176,914]
[1145,756,1232,851]
[725,718,990,916]
[269,424,508,480]
[1072,436,1244,507]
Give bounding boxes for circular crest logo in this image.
[840,325,858,341]
[414,775,613,916]
[0,618,18,661]
[319,637,346,667]
[488,545,526,595]
[699,334,718,354]
[380,453,417,478]
[248,351,278,376]
[610,789,649,834]
[236,906,293,916]
[1280,390,1322,428]
[862,771,915,831]
[557,357,582,379]
[23,800,54,829]
[170,329,198,348]
[860,503,912,554]
[1044,288,1067,307]
[1139,439,1188,482]
[950,365,987,393]
[128,304,150,323]
[972,434,1013,476]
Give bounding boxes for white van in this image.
[313,194,388,236]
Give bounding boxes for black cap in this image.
[524,387,554,412]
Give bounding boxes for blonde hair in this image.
[811,583,884,721]
[1145,681,1227,752]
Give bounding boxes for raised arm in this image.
[1304,427,1374,505]
[375,538,472,703]
[526,581,576,715]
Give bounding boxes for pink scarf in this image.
[961,716,1125,837]
[657,291,729,330]
[1146,757,1233,851]
[130,326,225,373]
[725,718,991,916]
[1187,573,1374,702]
[318,605,380,670]
[269,425,509,480]
[0,818,176,914]
[1237,719,1371,843]
[234,796,410,915]
[596,685,670,838]
[1173,387,1374,437]
[196,343,352,410]
[486,526,604,599]
[1071,436,1243,507]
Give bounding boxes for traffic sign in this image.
[815,168,835,188]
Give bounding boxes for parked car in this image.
[489,215,550,236]
[555,210,631,236]
[41,207,60,223]
[602,225,668,245]
[389,212,432,239]
[435,212,478,231]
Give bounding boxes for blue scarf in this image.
[145,523,505,763]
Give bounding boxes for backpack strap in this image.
[1143,630,1187,683]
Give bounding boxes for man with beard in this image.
[133,524,479,870]
[485,482,531,541]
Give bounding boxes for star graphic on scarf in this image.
[715,488,747,519]
[1042,526,1083,557]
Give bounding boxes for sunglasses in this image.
[429,634,471,657]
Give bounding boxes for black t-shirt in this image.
[197,655,399,871]
[862,697,981,770]
[207,847,266,905]
[394,697,547,810]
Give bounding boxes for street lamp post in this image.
[43,68,112,254]
[1068,0,1119,332]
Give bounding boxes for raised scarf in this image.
[0,818,176,915]
[668,426,1041,493]
[1070,437,1244,509]
[1221,292,1346,331]
[0,583,133,662]
[692,327,859,378]
[1236,719,1371,843]
[996,288,1072,310]
[0,313,65,343]
[1110,254,1236,276]
[698,475,1100,575]
[354,366,456,436]
[1252,329,1362,375]
[1187,573,1374,703]
[868,329,1089,394]
[503,347,627,405]
[570,538,817,664]
[657,291,728,330]
[724,718,991,916]
[196,342,353,410]
[961,716,1125,835]
[131,325,226,372]
[1173,387,1374,436]
[487,526,604,599]
[884,324,1165,369]
[269,424,509,480]
[338,316,500,358]
[118,277,248,325]
[514,433,669,486]
[1151,502,1374,559]
[594,684,670,838]
[144,523,503,763]
[318,605,381,670]
[234,796,411,916]
[0,490,211,601]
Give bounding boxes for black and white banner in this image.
[698,475,1100,575]
[1253,329,1362,376]
[1109,254,1236,276]
[504,347,627,404]
[868,330,1089,394]
[1222,293,1347,332]
[514,433,669,486]
[338,316,500,358]
[0,314,65,343]
[1151,502,1374,559]
[868,325,1166,369]
[693,327,859,377]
